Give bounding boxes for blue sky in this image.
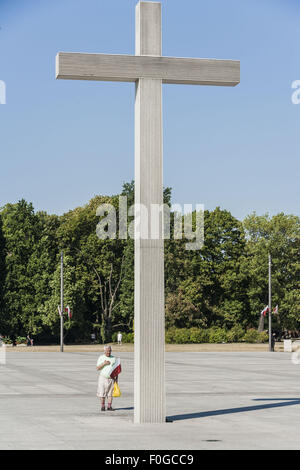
[0,0,299,220]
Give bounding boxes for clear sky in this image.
[0,0,299,220]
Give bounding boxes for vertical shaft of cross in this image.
[134,2,165,424]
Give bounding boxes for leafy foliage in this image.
[0,187,300,343]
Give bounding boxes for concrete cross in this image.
[56,1,240,424]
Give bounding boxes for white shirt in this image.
[97,354,116,378]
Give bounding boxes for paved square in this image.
[0,351,300,449]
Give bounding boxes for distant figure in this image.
[91,333,96,343]
[117,332,122,345]
[271,333,276,352]
[26,335,32,347]
[11,334,17,347]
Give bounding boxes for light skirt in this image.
[97,375,114,398]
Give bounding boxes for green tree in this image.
[0,215,7,333]
[1,200,42,336]
[54,195,125,343]
[28,212,60,336]
[243,212,300,330]
[166,207,247,329]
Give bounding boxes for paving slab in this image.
[1,351,300,450]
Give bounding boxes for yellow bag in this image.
[113,381,121,397]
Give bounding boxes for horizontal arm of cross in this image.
[56,52,240,86]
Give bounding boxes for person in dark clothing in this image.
[271,333,276,352]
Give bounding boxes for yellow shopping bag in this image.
[113,381,121,397]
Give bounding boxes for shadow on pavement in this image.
[114,407,134,411]
[167,398,300,422]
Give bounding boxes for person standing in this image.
[11,334,17,347]
[96,345,116,411]
[117,332,122,345]
[271,333,276,352]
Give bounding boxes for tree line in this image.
[0,181,300,344]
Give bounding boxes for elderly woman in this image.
[96,345,116,411]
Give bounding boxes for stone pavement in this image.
[0,351,300,450]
